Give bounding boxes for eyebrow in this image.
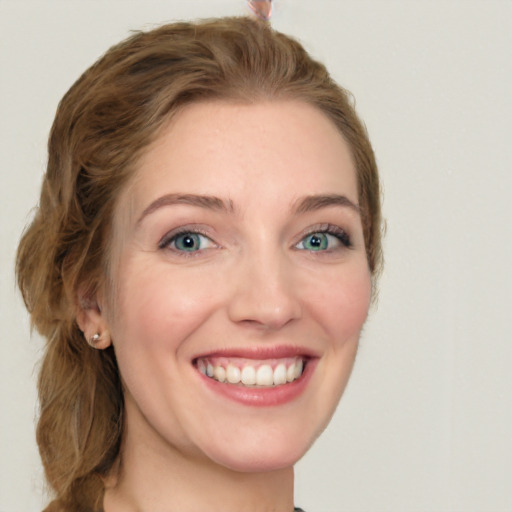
[293,194,360,215]
[137,193,233,225]
[137,192,359,225]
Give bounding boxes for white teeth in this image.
[241,365,256,385]
[256,365,274,386]
[273,363,287,385]
[213,366,226,383]
[226,364,241,384]
[199,357,306,387]
[286,362,296,382]
[294,359,303,379]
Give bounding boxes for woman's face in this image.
[104,100,371,472]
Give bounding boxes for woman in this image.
[16,16,382,512]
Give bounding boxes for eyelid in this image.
[158,225,217,251]
[293,223,352,250]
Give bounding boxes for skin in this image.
[79,100,372,511]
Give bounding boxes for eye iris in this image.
[305,233,328,250]
[175,233,200,251]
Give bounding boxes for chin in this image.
[200,424,320,474]
[214,448,305,473]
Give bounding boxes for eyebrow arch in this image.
[293,194,360,215]
[137,193,233,225]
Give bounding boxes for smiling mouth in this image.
[195,356,307,387]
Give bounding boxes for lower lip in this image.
[197,360,316,407]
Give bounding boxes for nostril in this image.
[228,293,302,330]
[226,258,302,328]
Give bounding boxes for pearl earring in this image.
[88,332,101,347]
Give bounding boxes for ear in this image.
[76,288,112,350]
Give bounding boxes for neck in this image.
[103,414,295,512]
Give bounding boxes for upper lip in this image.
[192,345,319,361]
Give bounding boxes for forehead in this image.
[118,100,358,220]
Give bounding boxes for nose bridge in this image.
[227,241,302,329]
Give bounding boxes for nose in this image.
[226,248,302,330]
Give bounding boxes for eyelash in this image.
[158,224,353,257]
[158,227,215,255]
[295,224,352,252]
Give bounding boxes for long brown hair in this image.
[16,16,382,511]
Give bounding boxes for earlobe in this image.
[76,291,112,350]
[86,330,112,350]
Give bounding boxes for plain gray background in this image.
[1,1,511,511]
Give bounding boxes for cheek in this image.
[312,264,372,341]
[109,258,219,353]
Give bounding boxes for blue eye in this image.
[296,228,351,252]
[174,233,203,252]
[161,231,214,253]
[302,233,330,251]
